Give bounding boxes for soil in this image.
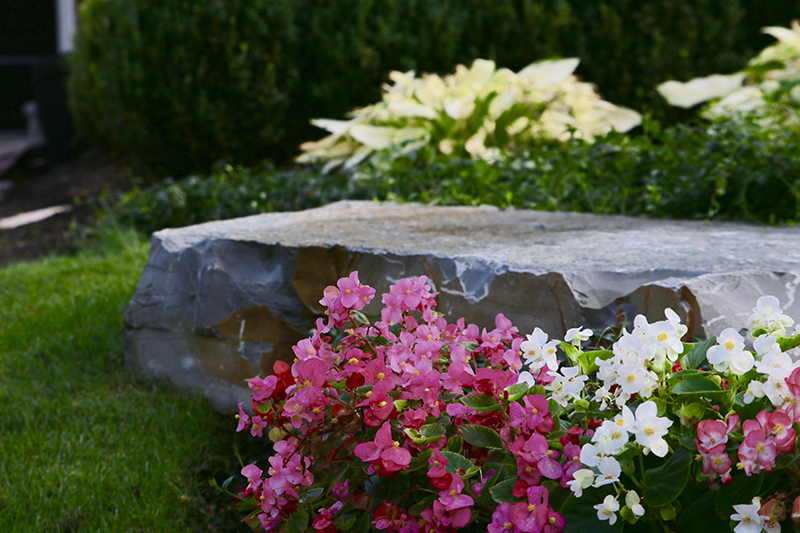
[0,148,135,267]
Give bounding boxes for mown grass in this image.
[0,229,258,532]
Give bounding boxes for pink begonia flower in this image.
[354,421,412,472]
[509,394,551,434]
[312,501,343,530]
[699,442,732,483]
[250,415,266,437]
[494,313,519,340]
[695,419,729,452]
[757,408,797,454]
[248,375,278,402]
[336,271,375,311]
[512,486,551,533]
[241,464,263,494]
[489,502,523,533]
[332,480,349,501]
[738,422,778,475]
[236,402,250,432]
[427,448,448,478]
[438,474,474,511]
[380,292,404,325]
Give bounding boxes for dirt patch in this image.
[0,148,134,267]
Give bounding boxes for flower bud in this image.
[759,497,786,530]
[659,504,676,522]
[574,398,590,412]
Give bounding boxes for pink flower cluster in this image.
[233,273,575,532]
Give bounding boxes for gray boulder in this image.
[124,201,800,412]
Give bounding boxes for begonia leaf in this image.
[408,494,437,515]
[441,451,474,474]
[489,478,517,504]
[446,435,463,453]
[714,474,764,522]
[300,487,324,502]
[643,447,692,507]
[505,382,529,402]
[682,336,717,369]
[675,491,728,533]
[404,448,433,473]
[404,424,446,445]
[561,486,625,533]
[281,509,309,533]
[778,332,800,352]
[671,375,726,399]
[461,393,501,411]
[459,424,504,450]
[578,350,613,375]
[559,341,580,365]
[666,369,708,388]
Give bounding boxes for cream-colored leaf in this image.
[444,96,476,120]
[656,73,746,108]
[518,58,580,86]
[343,145,373,168]
[387,101,438,119]
[310,116,363,135]
[348,124,396,150]
[762,25,800,48]
[703,86,765,118]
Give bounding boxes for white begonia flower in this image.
[743,380,765,404]
[520,327,560,371]
[594,494,620,525]
[626,490,645,517]
[616,363,656,397]
[567,469,595,498]
[593,386,613,410]
[593,421,629,456]
[729,350,756,376]
[517,370,537,388]
[730,498,764,533]
[593,456,622,487]
[579,443,604,468]
[754,335,781,358]
[755,350,795,380]
[748,295,795,336]
[550,366,588,396]
[707,328,749,374]
[763,375,792,408]
[632,315,650,340]
[565,326,593,346]
[631,401,673,457]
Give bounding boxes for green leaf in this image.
[408,494,437,515]
[676,491,729,533]
[446,435,463,453]
[461,393,501,411]
[561,487,625,533]
[221,475,235,490]
[682,336,716,369]
[643,447,692,507]
[559,341,580,364]
[715,474,764,522]
[281,509,309,533]
[577,349,614,375]
[671,375,726,399]
[505,382,529,402]
[404,423,446,445]
[778,333,800,352]
[459,424,505,449]
[301,487,324,501]
[441,451,474,474]
[667,369,708,387]
[489,477,518,504]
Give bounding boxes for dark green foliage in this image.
[68,0,298,177]
[69,0,797,177]
[109,115,800,235]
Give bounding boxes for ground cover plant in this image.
[230,273,800,533]
[0,228,256,531]
[108,113,800,236]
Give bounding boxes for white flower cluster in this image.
[595,309,687,407]
[657,21,800,128]
[297,58,642,172]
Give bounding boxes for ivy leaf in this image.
[643,447,692,507]
[461,394,501,411]
[459,424,504,449]
[281,509,309,533]
[489,477,517,504]
[682,337,716,369]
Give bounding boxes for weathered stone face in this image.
[124,201,800,413]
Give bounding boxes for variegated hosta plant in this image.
[231,271,800,533]
[658,20,800,127]
[296,58,642,172]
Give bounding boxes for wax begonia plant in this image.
[229,273,800,533]
[296,58,641,172]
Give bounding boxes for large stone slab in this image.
[124,201,800,412]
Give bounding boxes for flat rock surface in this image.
[125,201,800,412]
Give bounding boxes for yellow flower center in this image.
[644,427,655,436]
[724,341,735,351]
[657,333,668,342]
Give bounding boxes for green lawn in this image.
[0,230,257,532]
